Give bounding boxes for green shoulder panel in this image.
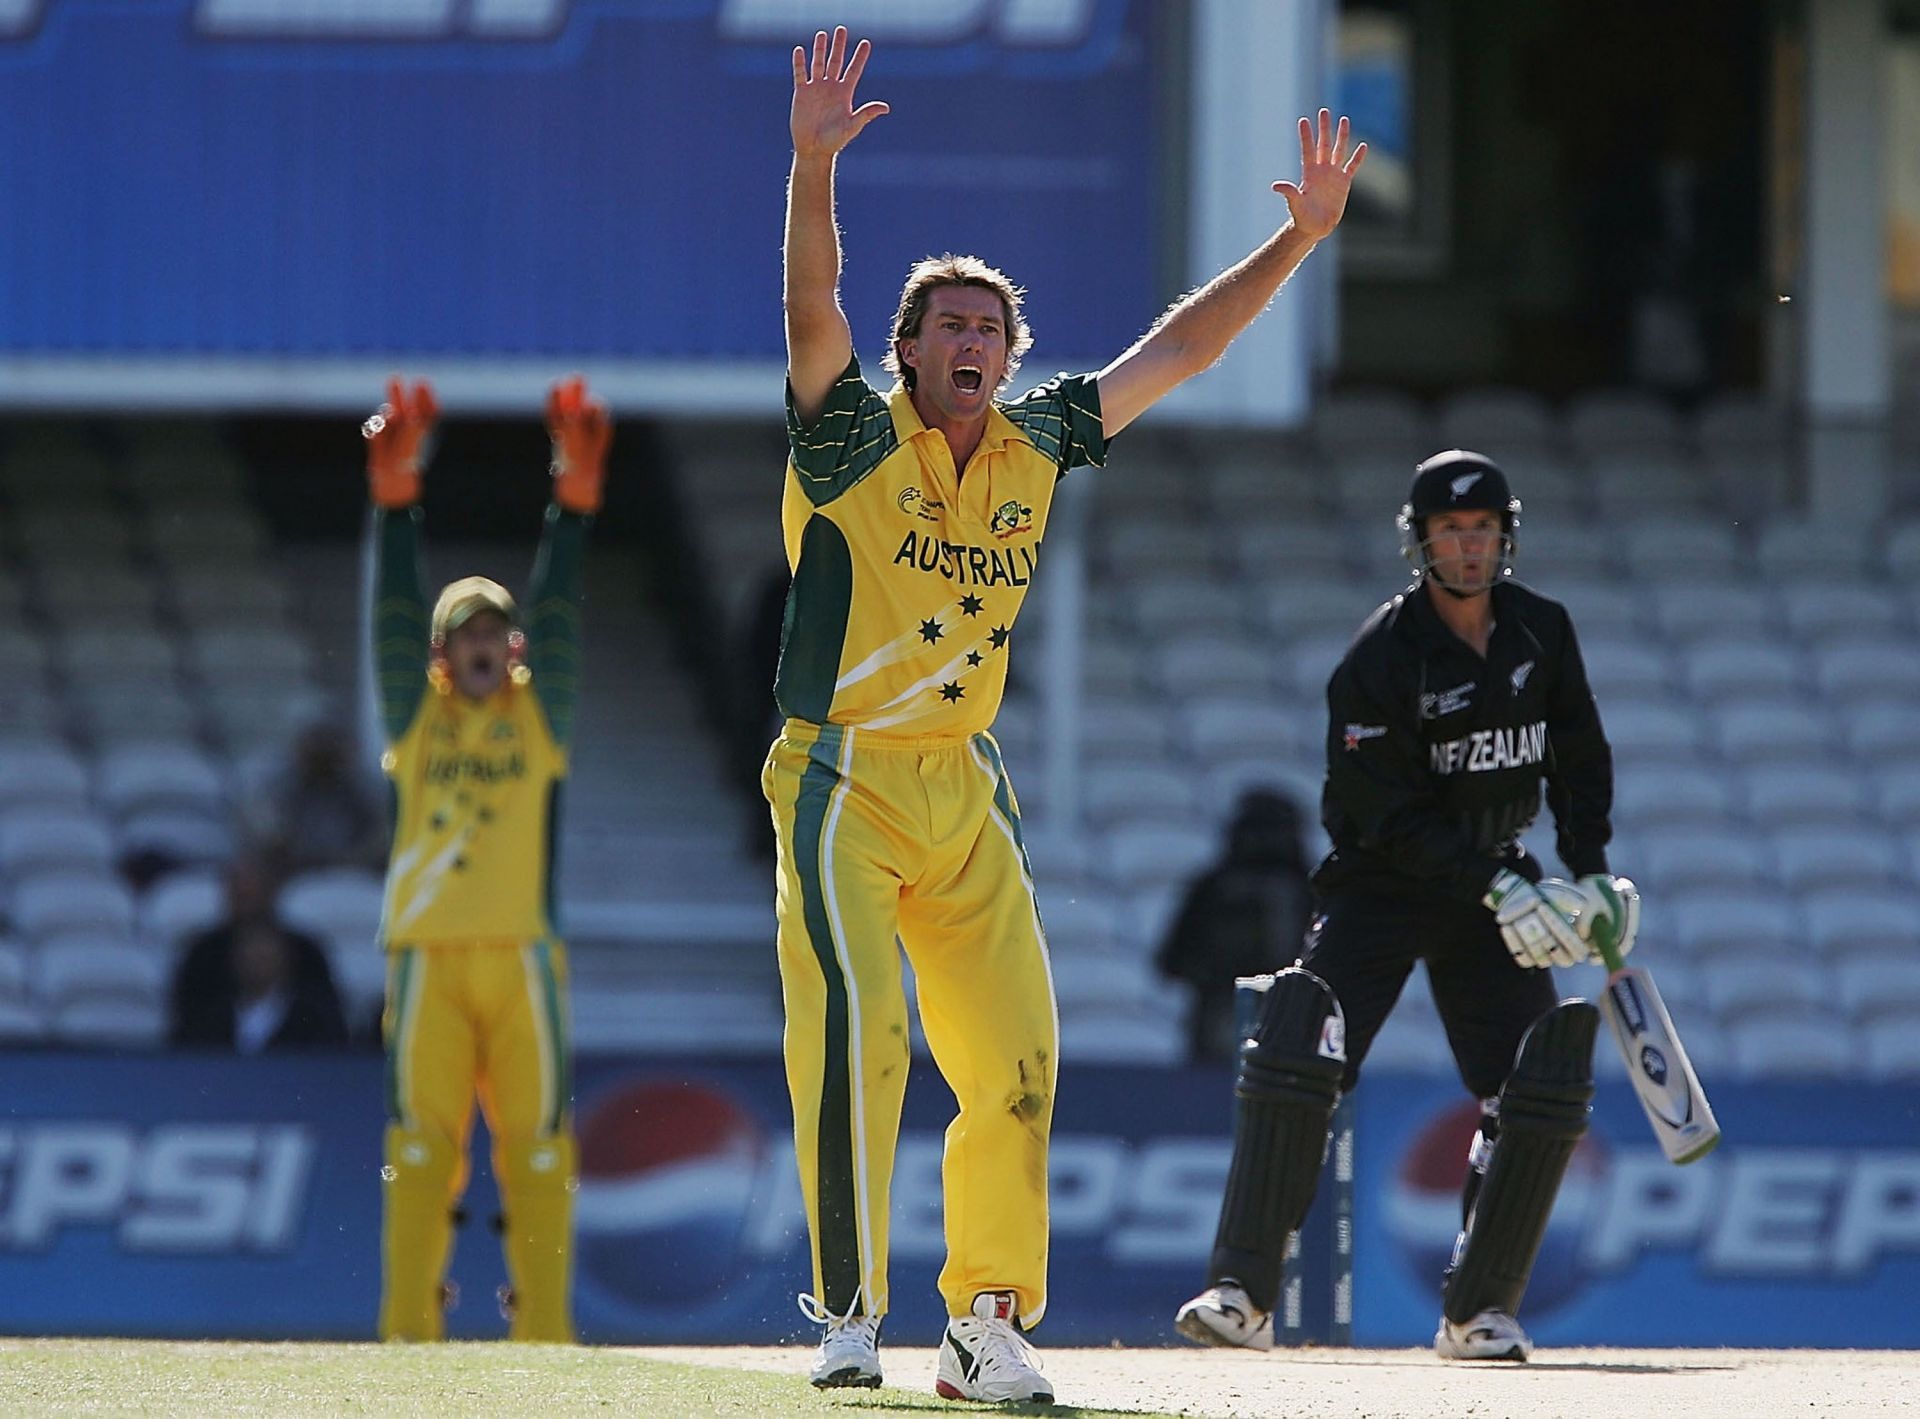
[773,514,854,723]
[372,507,431,744]
[786,354,897,507]
[1001,372,1109,474]
[526,504,589,752]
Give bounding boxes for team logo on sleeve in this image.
[1343,723,1387,751]
[989,499,1034,539]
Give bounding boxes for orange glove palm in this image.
[546,375,612,515]
[362,377,440,509]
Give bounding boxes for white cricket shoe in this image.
[1173,1282,1275,1351]
[935,1291,1053,1405]
[1434,1307,1533,1361]
[801,1298,882,1389]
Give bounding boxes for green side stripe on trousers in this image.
[385,948,418,1126]
[534,939,570,1135]
[793,723,862,1314]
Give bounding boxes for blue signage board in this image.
[0,1,1164,378]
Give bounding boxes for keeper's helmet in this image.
[1396,449,1521,596]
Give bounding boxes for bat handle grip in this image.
[1589,910,1628,975]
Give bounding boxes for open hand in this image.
[1274,109,1367,242]
[362,376,439,509]
[547,374,612,515]
[791,26,888,160]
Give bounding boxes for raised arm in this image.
[1097,110,1366,438]
[525,375,609,752]
[786,26,889,423]
[363,377,439,744]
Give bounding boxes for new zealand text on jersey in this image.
[892,530,1039,588]
[1429,721,1548,775]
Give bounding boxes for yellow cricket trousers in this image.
[766,719,1059,1329]
[380,940,577,1343]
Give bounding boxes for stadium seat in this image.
[0,809,116,878]
[0,939,28,1001]
[1260,579,1379,640]
[1780,581,1906,642]
[1693,391,1791,453]
[57,629,182,682]
[1835,957,1920,1022]
[1512,524,1614,582]
[1098,822,1217,893]
[1200,756,1322,822]
[1754,519,1878,582]
[1740,765,1872,827]
[10,870,138,939]
[1860,1014,1920,1080]
[1099,522,1216,577]
[1078,699,1177,759]
[1877,766,1920,828]
[1033,892,1119,954]
[1700,954,1830,1021]
[71,683,204,745]
[168,566,295,621]
[116,809,237,875]
[1602,700,1708,762]
[1311,388,1432,455]
[1083,761,1203,826]
[0,999,46,1044]
[1153,637,1277,697]
[1588,451,1715,514]
[1668,888,1801,957]
[93,743,229,819]
[1678,638,1801,702]
[32,932,166,1007]
[276,867,386,957]
[1565,388,1685,452]
[138,869,229,949]
[1531,580,1643,632]
[1802,888,1919,958]
[1841,702,1920,764]
[1129,575,1245,640]
[1633,824,1772,892]
[1613,766,1736,828]
[1711,700,1835,765]
[1644,581,1771,641]
[147,506,270,563]
[20,505,138,560]
[1769,827,1905,892]
[1884,520,1920,581]
[1725,1008,1856,1079]
[1577,638,1672,698]
[1812,639,1920,700]
[1437,386,1557,451]
[185,628,316,683]
[1281,631,1356,699]
[48,995,167,1049]
[1229,522,1356,583]
[1623,520,1746,584]
[1050,948,1159,1013]
[1057,1007,1184,1065]
[1177,694,1310,764]
[0,740,90,810]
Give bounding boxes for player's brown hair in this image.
[884,254,1034,392]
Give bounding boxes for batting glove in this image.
[362,376,440,509]
[1484,867,1586,970]
[547,374,612,515]
[1575,873,1641,962]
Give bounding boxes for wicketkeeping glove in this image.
[1575,873,1641,962]
[1484,867,1586,970]
[546,374,612,515]
[362,376,439,509]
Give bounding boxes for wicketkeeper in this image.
[1176,451,1640,1361]
[365,375,607,1343]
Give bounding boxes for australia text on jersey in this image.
[892,531,1040,588]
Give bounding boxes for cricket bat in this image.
[1590,912,1721,1165]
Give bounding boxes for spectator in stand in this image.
[170,856,350,1052]
[243,714,389,877]
[1156,788,1314,1064]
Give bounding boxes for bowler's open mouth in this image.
[952,365,983,394]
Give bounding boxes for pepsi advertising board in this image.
[1,1052,1916,1345]
[0,0,1165,405]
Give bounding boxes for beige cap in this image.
[431,576,520,641]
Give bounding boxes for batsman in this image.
[1176,452,1640,1361]
[364,375,609,1343]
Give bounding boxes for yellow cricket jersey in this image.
[380,674,567,946]
[778,355,1107,737]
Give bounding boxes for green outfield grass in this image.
[0,1340,1178,1418]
